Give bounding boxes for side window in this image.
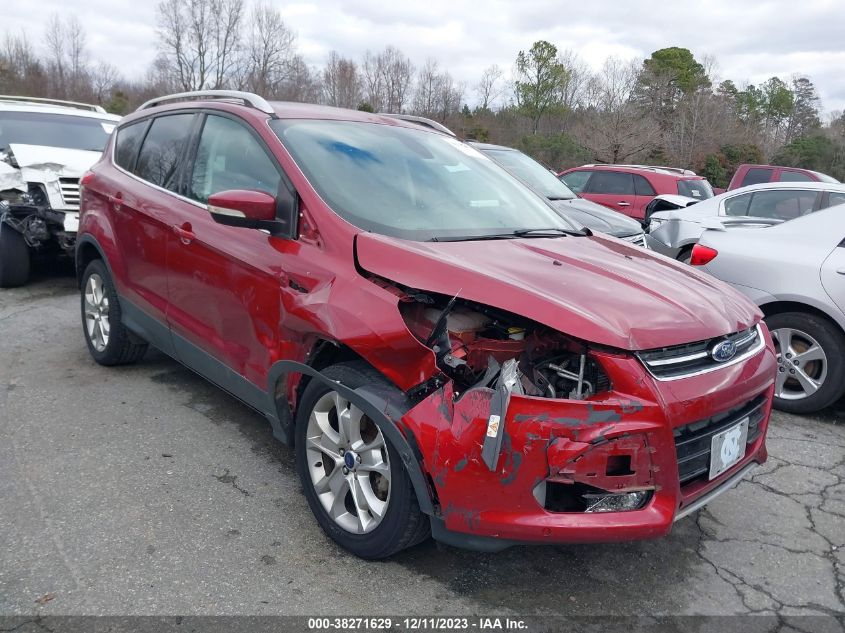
[779,170,814,183]
[724,192,752,216]
[633,174,656,196]
[827,192,845,208]
[189,115,281,204]
[586,171,634,195]
[134,114,194,190]
[741,167,773,187]
[746,190,819,220]
[114,121,146,171]
[560,170,591,193]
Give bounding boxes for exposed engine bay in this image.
[398,291,610,401]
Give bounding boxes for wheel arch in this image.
[759,300,845,337]
[75,235,108,288]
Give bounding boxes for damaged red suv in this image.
[76,91,776,558]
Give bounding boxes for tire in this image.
[295,362,430,558]
[0,223,30,288]
[766,312,845,414]
[80,259,148,366]
[677,247,693,265]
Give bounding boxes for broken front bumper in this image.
[400,344,776,549]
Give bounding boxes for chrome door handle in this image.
[617,201,631,207]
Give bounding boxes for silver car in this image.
[647,181,845,263]
[692,205,845,413]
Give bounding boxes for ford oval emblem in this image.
[710,339,737,363]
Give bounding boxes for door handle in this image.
[109,193,123,212]
[837,269,845,275]
[617,201,631,207]
[172,223,195,245]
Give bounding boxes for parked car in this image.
[728,163,839,190]
[647,182,845,262]
[468,142,646,245]
[558,164,714,222]
[690,205,845,413]
[0,96,121,287]
[77,90,775,558]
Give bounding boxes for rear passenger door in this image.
[164,112,290,392]
[110,113,196,338]
[582,171,639,219]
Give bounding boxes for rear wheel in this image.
[295,362,429,558]
[677,246,693,265]
[81,259,148,365]
[0,224,30,287]
[767,312,845,414]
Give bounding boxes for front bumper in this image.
[401,334,776,548]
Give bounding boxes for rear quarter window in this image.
[778,170,814,183]
[634,174,656,196]
[114,122,147,172]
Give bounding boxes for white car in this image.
[0,96,121,287]
[646,181,845,262]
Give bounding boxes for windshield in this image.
[677,178,714,200]
[0,111,116,153]
[481,147,576,200]
[271,120,575,241]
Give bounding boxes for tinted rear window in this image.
[677,178,714,199]
[741,168,773,187]
[134,114,194,190]
[634,174,656,196]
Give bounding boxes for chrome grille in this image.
[622,232,646,247]
[637,324,764,380]
[674,395,766,485]
[59,178,80,209]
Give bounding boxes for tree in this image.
[785,77,821,142]
[241,3,296,96]
[322,51,361,108]
[475,64,503,111]
[634,47,710,123]
[155,0,244,91]
[361,46,413,113]
[514,40,570,133]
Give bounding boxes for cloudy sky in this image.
[5,0,845,114]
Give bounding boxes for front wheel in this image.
[0,224,30,287]
[295,362,429,558]
[767,312,845,414]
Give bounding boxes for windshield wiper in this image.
[428,227,590,242]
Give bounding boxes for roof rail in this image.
[378,113,456,137]
[137,90,275,115]
[583,163,698,177]
[0,95,107,114]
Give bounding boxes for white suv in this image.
[0,96,120,287]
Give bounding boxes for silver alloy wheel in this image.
[305,391,391,534]
[84,273,110,352]
[772,327,828,401]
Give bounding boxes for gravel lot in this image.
[1,268,844,618]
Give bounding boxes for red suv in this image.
[559,164,714,221]
[727,164,839,190]
[76,91,775,558]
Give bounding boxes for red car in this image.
[727,163,839,190]
[76,91,775,558]
[559,164,714,221]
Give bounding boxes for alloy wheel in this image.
[84,273,110,352]
[772,327,828,401]
[305,391,391,534]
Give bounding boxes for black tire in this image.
[80,259,148,366]
[766,311,845,414]
[0,224,30,288]
[295,362,430,559]
[677,246,693,265]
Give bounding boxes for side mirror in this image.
[208,190,277,229]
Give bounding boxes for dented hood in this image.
[355,232,760,351]
[8,143,102,178]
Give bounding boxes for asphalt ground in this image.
[1,265,843,621]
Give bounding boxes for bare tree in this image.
[91,61,120,104]
[241,2,296,95]
[475,64,503,111]
[412,58,440,115]
[155,0,244,91]
[322,51,361,108]
[361,46,413,113]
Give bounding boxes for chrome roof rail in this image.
[378,113,456,137]
[0,95,107,113]
[137,90,275,115]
